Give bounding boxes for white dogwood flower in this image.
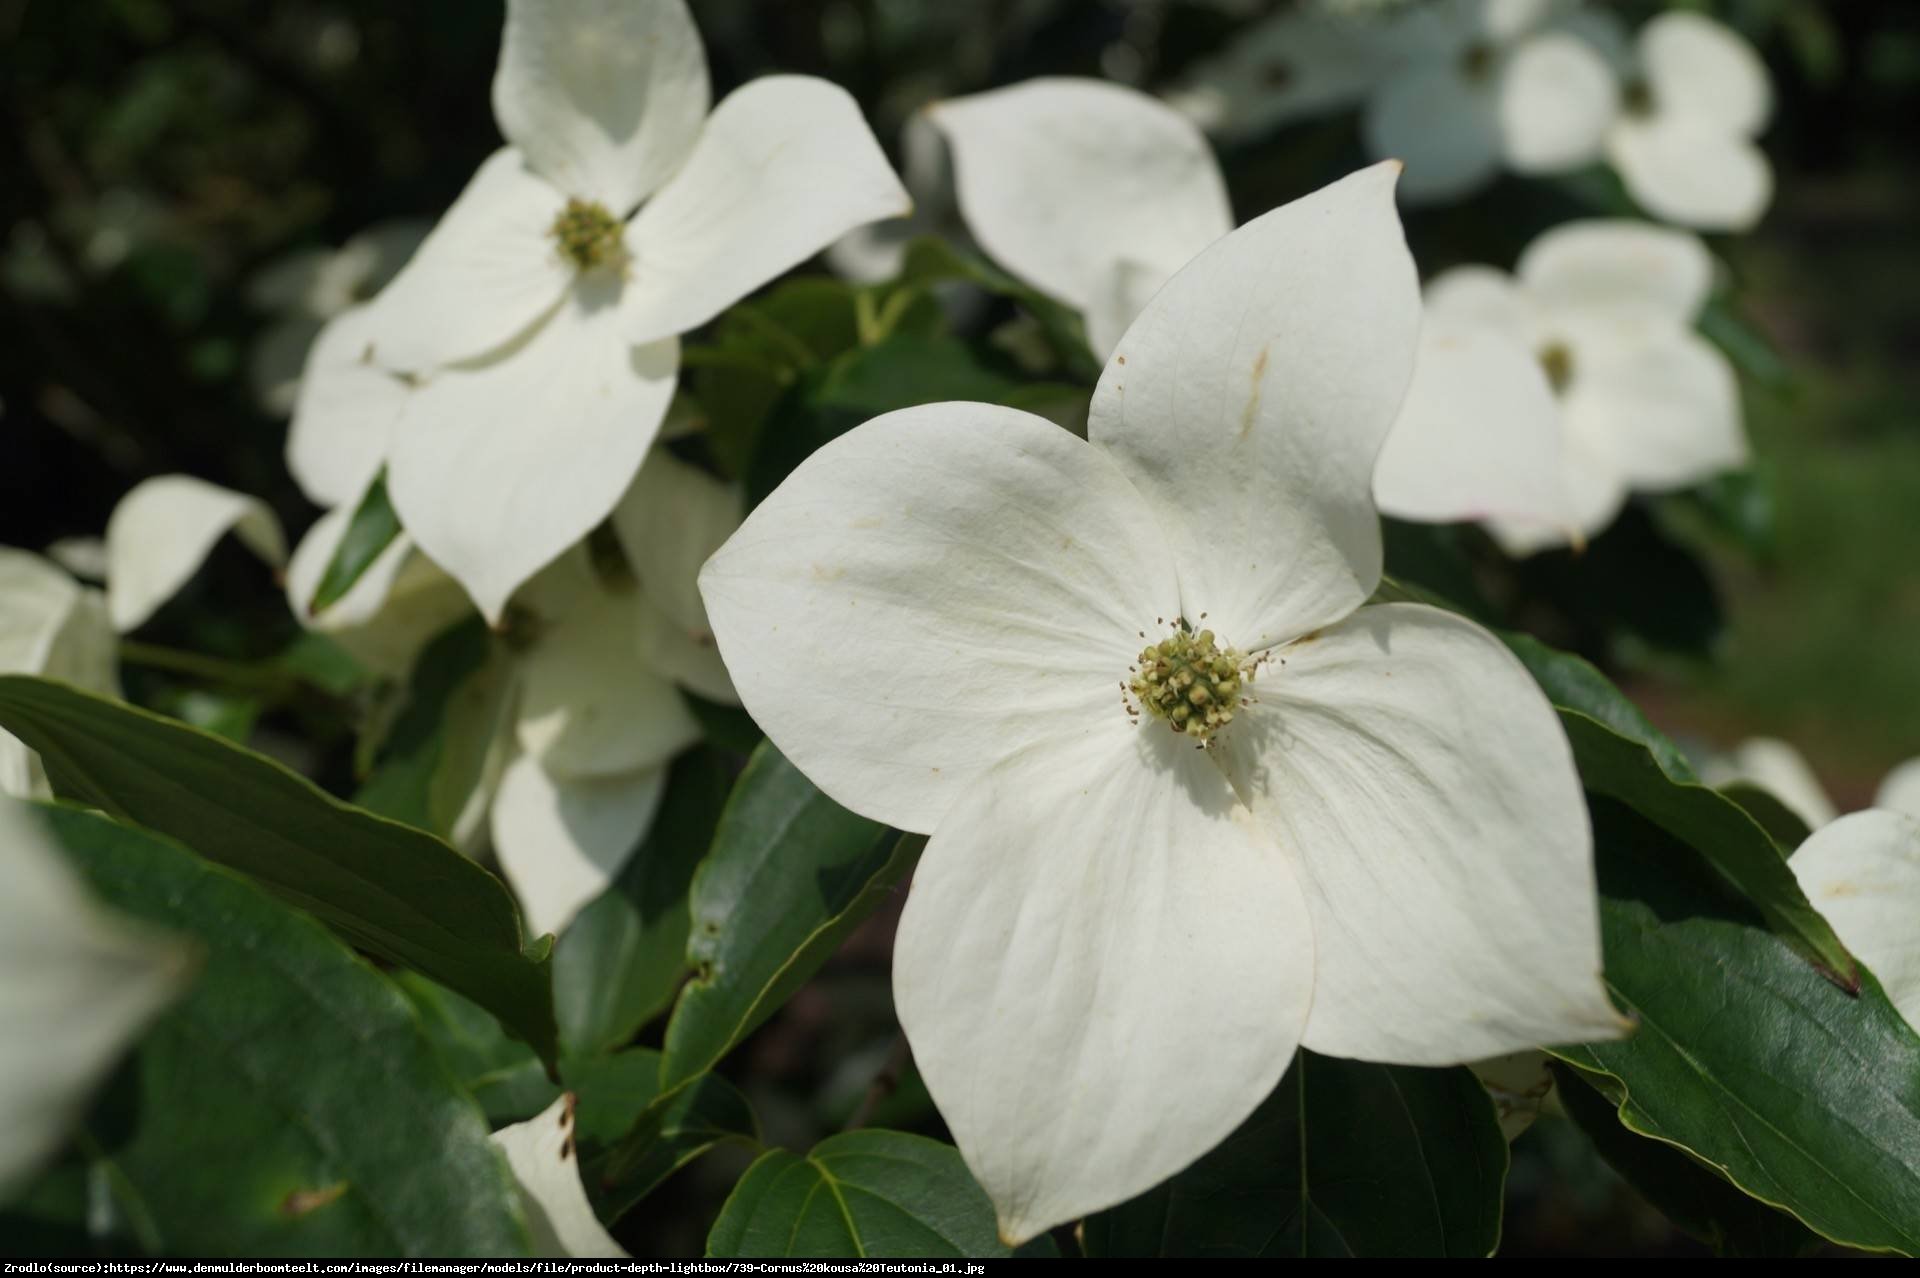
[3,477,285,796]
[1391,219,1746,554]
[354,0,907,623]
[0,797,191,1196]
[701,164,1623,1241]
[286,450,739,936]
[1604,12,1773,232]
[0,550,118,799]
[1359,0,1621,203]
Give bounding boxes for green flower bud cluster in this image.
[550,198,626,271]
[1127,622,1255,742]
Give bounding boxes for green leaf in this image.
[1501,631,1696,778]
[1700,296,1794,389]
[36,805,530,1256]
[1558,711,1851,981]
[1498,635,1849,977]
[1083,1052,1506,1257]
[591,1063,760,1223]
[899,235,1101,382]
[1551,1062,1818,1256]
[307,471,401,614]
[0,675,559,1070]
[352,618,508,838]
[706,1131,1014,1259]
[555,748,732,1058]
[1665,467,1777,562]
[659,742,912,1090]
[1719,781,1815,852]
[1553,798,1920,1255]
[745,334,1027,506]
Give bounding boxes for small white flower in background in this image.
[1163,3,1404,144]
[1703,736,1841,831]
[1385,219,1747,555]
[701,164,1624,1242]
[104,475,286,633]
[0,550,118,799]
[3,476,285,797]
[926,78,1232,360]
[285,450,741,937]
[349,0,907,624]
[1603,12,1774,233]
[491,1094,625,1258]
[0,796,192,1197]
[1357,0,1622,204]
[1704,736,1920,832]
[285,304,413,512]
[246,220,428,416]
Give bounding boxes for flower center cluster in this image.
[1127,620,1257,743]
[1539,342,1574,395]
[1460,42,1497,81]
[550,198,626,271]
[1622,78,1657,118]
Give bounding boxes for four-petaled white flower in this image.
[700,164,1625,1241]
[1357,0,1623,204]
[340,0,908,622]
[1603,12,1774,233]
[286,449,741,937]
[1385,219,1748,554]
[1172,1,1773,230]
[0,797,191,1196]
[3,476,285,797]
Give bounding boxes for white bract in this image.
[1604,12,1774,232]
[3,475,283,796]
[866,76,1564,530]
[0,797,191,1197]
[105,475,286,633]
[286,451,739,936]
[1792,811,1920,1030]
[1705,736,1920,832]
[929,78,1232,359]
[352,0,907,622]
[0,550,118,798]
[701,164,1623,1241]
[247,220,427,416]
[1387,219,1746,554]
[491,1094,625,1258]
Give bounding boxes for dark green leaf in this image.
[1700,297,1794,389]
[706,1131,1012,1259]
[745,335,1027,506]
[1665,467,1777,562]
[352,618,506,837]
[683,692,764,756]
[1553,798,1920,1255]
[590,1063,759,1222]
[1083,1052,1506,1258]
[1719,782,1815,852]
[37,805,529,1256]
[1558,711,1851,979]
[1502,631,1695,778]
[659,743,911,1090]
[0,675,558,1069]
[899,235,1101,382]
[1551,1062,1818,1256]
[306,472,401,614]
[556,749,732,1058]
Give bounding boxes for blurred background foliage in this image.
[3,0,1916,1256]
